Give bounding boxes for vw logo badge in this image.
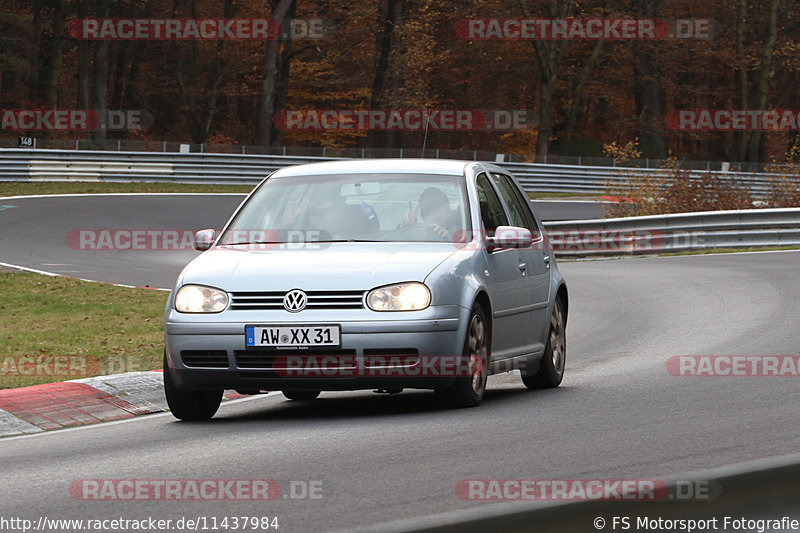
[283,289,307,312]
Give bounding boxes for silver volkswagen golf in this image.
[164,159,568,420]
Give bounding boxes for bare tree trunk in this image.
[366,0,403,150]
[256,0,295,147]
[270,0,296,147]
[536,72,557,159]
[734,0,750,161]
[92,0,110,142]
[111,44,128,109]
[199,0,237,141]
[29,0,44,98]
[43,0,66,107]
[746,0,780,162]
[520,0,570,160]
[562,39,604,154]
[122,0,153,110]
[173,0,235,143]
[632,0,666,159]
[76,1,90,110]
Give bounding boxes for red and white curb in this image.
[0,371,243,437]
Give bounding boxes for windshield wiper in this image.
[222,241,280,245]
[314,239,382,243]
[222,239,382,245]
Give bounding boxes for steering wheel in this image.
[400,223,451,241]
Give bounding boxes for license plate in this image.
[245,325,341,348]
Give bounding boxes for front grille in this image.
[230,291,365,310]
[235,349,358,369]
[181,350,229,368]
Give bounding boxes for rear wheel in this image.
[436,304,490,407]
[522,298,566,389]
[282,390,321,401]
[163,354,223,420]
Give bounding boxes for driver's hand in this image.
[402,201,419,225]
[427,223,451,239]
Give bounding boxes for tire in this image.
[163,354,223,420]
[436,304,490,407]
[282,390,321,401]
[522,297,566,389]
[235,389,262,395]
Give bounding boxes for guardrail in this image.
[2,149,799,255]
[0,149,332,185]
[505,161,800,198]
[2,148,800,198]
[541,208,800,256]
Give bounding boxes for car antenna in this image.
[421,108,431,158]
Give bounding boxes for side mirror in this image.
[193,229,216,251]
[486,226,532,252]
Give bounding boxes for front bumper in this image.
[164,305,468,392]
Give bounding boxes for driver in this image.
[402,187,458,239]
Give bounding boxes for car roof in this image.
[269,158,478,178]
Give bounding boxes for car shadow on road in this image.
[176,384,576,426]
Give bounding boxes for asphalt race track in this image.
[2,194,798,531]
[0,194,245,288]
[0,194,605,288]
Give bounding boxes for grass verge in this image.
[0,181,254,197]
[0,270,167,389]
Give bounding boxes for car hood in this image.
[178,242,458,291]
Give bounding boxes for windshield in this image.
[219,173,471,244]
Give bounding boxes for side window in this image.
[475,173,509,236]
[491,173,542,239]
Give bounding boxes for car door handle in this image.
[543,255,551,269]
[518,262,527,271]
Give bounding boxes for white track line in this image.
[0,261,170,290]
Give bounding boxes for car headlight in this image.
[175,284,228,313]
[367,282,431,311]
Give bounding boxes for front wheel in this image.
[436,304,490,407]
[163,354,223,420]
[522,298,566,389]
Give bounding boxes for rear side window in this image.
[475,173,509,236]
[490,172,542,240]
